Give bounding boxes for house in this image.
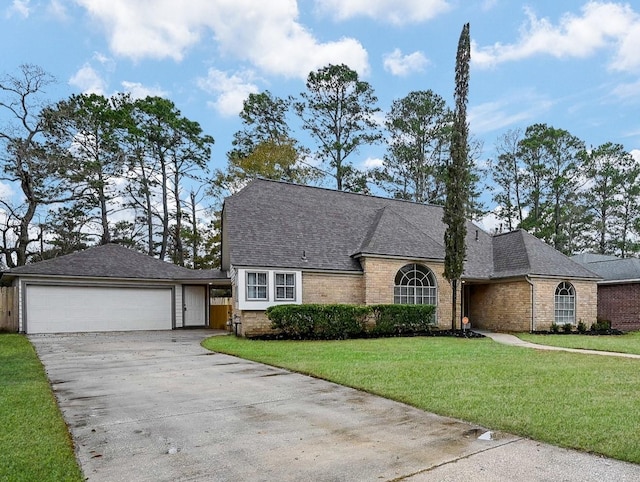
[1,244,229,334]
[572,253,640,331]
[221,179,600,336]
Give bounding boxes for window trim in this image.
[245,271,269,301]
[274,271,296,301]
[554,281,576,325]
[393,263,438,306]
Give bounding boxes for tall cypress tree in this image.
[443,23,470,330]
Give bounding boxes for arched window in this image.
[555,282,575,325]
[394,264,437,305]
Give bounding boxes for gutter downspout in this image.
[525,276,535,332]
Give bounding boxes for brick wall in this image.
[598,283,640,331]
[361,257,453,328]
[532,279,597,331]
[237,272,365,337]
[235,310,271,337]
[302,272,365,304]
[468,280,532,332]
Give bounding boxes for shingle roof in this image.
[223,179,596,280]
[492,230,599,279]
[572,256,640,281]
[2,244,228,281]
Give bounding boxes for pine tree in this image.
[443,23,470,331]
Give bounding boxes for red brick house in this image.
[572,254,640,331]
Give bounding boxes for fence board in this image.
[0,286,17,332]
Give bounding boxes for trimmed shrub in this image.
[266,303,437,340]
[591,318,612,332]
[562,323,573,333]
[266,304,370,340]
[550,323,561,333]
[577,321,587,333]
[370,304,436,336]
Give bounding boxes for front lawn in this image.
[518,331,640,355]
[202,335,640,464]
[0,335,83,482]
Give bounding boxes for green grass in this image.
[518,331,640,355]
[202,335,640,464]
[0,335,83,482]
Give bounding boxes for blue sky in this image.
[3,0,640,215]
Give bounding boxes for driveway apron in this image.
[30,331,640,482]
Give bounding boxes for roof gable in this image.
[355,207,444,259]
[492,230,599,279]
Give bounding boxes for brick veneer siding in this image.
[360,257,454,329]
[236,272,364,337]
[467,278,597,332]
[532,279,597,331]
[467,280,532,332]
[302,272,365,304]
[597,283,640,331]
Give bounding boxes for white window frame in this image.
[393,263,437,306]
[274,272,296,301]
[246,271,268,301]
[236,269,302,311]
[554,281,576,325]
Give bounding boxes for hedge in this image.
[265,304,436,340]
[370,304,436,336]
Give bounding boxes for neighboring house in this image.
[221,179,600,336]
[1,244,229,334]
[572,253,640,331]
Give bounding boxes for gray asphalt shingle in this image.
[4,244,226,281]
[223,179,596,280]
[573,257,640,281]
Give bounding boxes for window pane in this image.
[275,272,296,300]
[247,271,268,300]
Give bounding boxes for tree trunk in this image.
[172,159,184,266]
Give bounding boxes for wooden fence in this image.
[0,286,18,332]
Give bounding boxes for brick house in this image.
[221,179,599,337]
[572,254,640,331]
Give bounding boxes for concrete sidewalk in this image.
[31,330,640,481]
[476,330,640,359]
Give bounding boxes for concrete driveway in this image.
[31,330,640,482]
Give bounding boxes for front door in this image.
[183,285,207,327]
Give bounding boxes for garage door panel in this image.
[26,285,173,334]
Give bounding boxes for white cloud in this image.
[73,0,370,78]
[6,0,29,18]
[361,157,384,169]
[472,2,640,72]
[69,64,107,94]
[481,0,498,11]
[315,0,451,25]
[469,91,553,134]
[631,149,640,162]
[47,0,68,20]
[383,49,428,76]
[612,80,640,100]
[0,182,15,200]
[197,69,259,117]
[120,81,168,99]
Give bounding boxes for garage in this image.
[0,243,231,334]
[24,284,173,334]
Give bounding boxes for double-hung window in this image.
[246,272,268,300]
[275,272,296,301]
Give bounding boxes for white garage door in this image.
[25,285,173,334]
